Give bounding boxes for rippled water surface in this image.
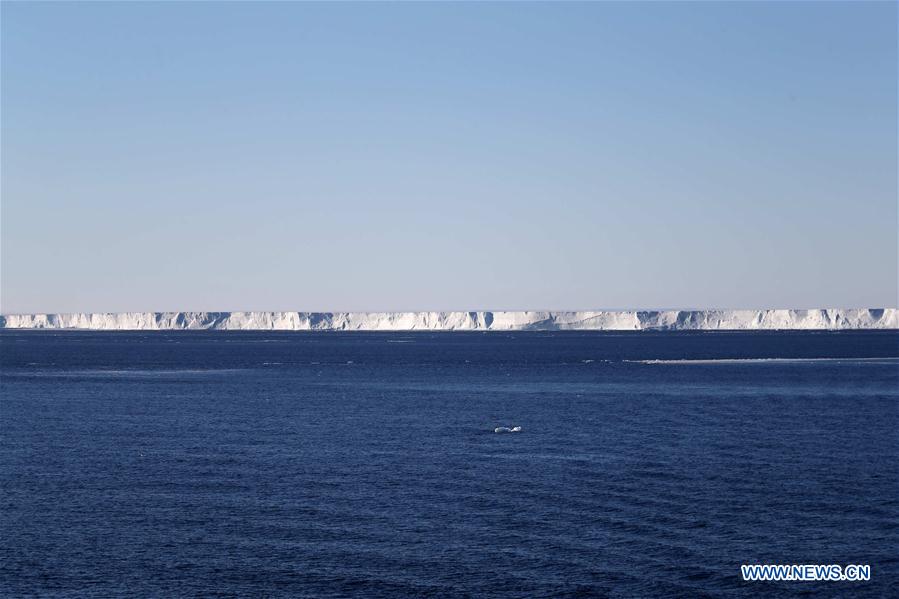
[2,331,897,597]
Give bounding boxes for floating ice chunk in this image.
[494,426,521,433]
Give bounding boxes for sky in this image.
[1,2,896,313]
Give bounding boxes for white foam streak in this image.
[629,357,899,365]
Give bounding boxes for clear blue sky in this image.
[2,2,896,313]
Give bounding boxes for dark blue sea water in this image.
[1,331,897,597]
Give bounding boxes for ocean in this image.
[1,330,897,597]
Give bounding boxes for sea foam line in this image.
[626,357,899,365]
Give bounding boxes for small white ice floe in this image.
[494,426,522,433]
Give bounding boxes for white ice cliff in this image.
[0,309,895,331]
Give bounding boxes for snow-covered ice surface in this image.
[0,309,895,331]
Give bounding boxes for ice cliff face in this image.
[0,309,895,331]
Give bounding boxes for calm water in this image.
[1,331,897,597]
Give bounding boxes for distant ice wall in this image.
[1,309,896,331]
